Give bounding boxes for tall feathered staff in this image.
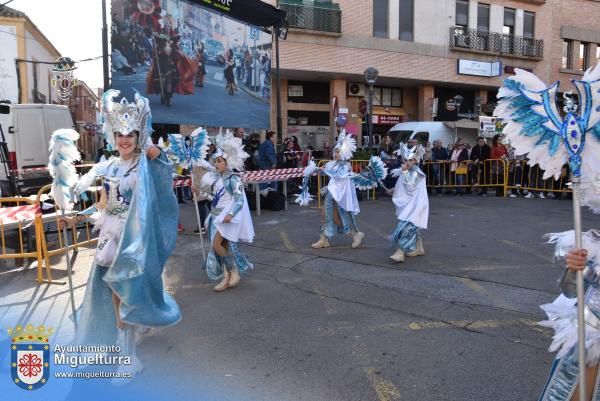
[48,128,80,328]
[495,63,600,401]
[166,127,211,259]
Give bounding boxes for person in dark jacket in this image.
[431,140,449,195]
[258,131,277,190]
[470,136,491,196]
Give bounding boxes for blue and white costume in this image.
[494,63,600,400]
[199,130,254,290]
[389,145,429,262]
[70,90,180,379]
[295,130,387,249]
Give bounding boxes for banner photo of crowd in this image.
[110,0,272,128]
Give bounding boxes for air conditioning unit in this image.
[348,82,366,97]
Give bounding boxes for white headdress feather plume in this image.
[48,129,80,211]
[334,129,356,161]
[213,129,249,171]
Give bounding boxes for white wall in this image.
[0,24,19,103]
[25,29,57,104]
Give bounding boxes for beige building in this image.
[0,5,61,104]
[272,0,600,148]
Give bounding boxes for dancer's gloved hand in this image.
[146,145,161,160]
[566,249,588,271]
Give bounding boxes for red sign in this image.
[372,115,402,125]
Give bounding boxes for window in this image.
[456,0,469,27]
[503,8,515,35]
[562,40,573,69]
[399,0,413,41]
[523,11,535,38]
[477,3,490,31]
[579,42,590,71]
[373,87,402,107]
[373,0,388,38]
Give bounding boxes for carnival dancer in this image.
[199,130,254,292]
[295,129,387,249]
[59,89,181,380]
[387,144,429,263]
[494,63,600,400]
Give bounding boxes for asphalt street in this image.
[111,64,270,128]
[1,194,598,401]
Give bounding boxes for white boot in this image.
[351,231,365,249]
[214,269,230,292]
[389,249,405,262]
[228,267,241,288]
[406,239,425,257]
[312,235,330,249]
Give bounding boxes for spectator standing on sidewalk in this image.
[490,134,508,197]
[431,140,449,195]
[450,142,469,195]
[258,131,277,190]
[470,137,491,196]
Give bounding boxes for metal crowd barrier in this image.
[422,159,572,196]
[315,160,376,208]
[0,197,44,281]
[35,184,99,284]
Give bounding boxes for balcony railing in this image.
[279,2,341,34]
[449,26,543,59]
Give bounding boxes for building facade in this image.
[0,5,61,105]
[271,0,600,148]
[63,82,101,162]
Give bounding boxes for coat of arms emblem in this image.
[8,324,53,390]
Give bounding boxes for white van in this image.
[386,121,479,147]
[0,103,74,194]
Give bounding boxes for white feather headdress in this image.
[212,129,249,171]
[48,129,80,211]
[334,129,356,161]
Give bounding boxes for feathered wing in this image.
[295,160,319,206]
[189,127,210,166]
[48,129,80,211]
[166,134,187,167]
[494,69,566,179]
[351,156,388,190]
[576,63,600,211]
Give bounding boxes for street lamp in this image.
[364,67,378,152]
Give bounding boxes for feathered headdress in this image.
[212,128,249,171]
[333,129,356,161]
[48,129,80,211]
[101,89,152,151]
[166,127,210,169]
[494,63,600,213]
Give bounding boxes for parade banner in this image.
[110,0,272,128]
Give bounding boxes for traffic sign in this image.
[249,27,260,40]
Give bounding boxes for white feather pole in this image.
[48,129,80,211]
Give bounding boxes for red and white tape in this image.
[0,204,41,225]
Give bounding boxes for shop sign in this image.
[457,59,502,77]
[372,115,402,125]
